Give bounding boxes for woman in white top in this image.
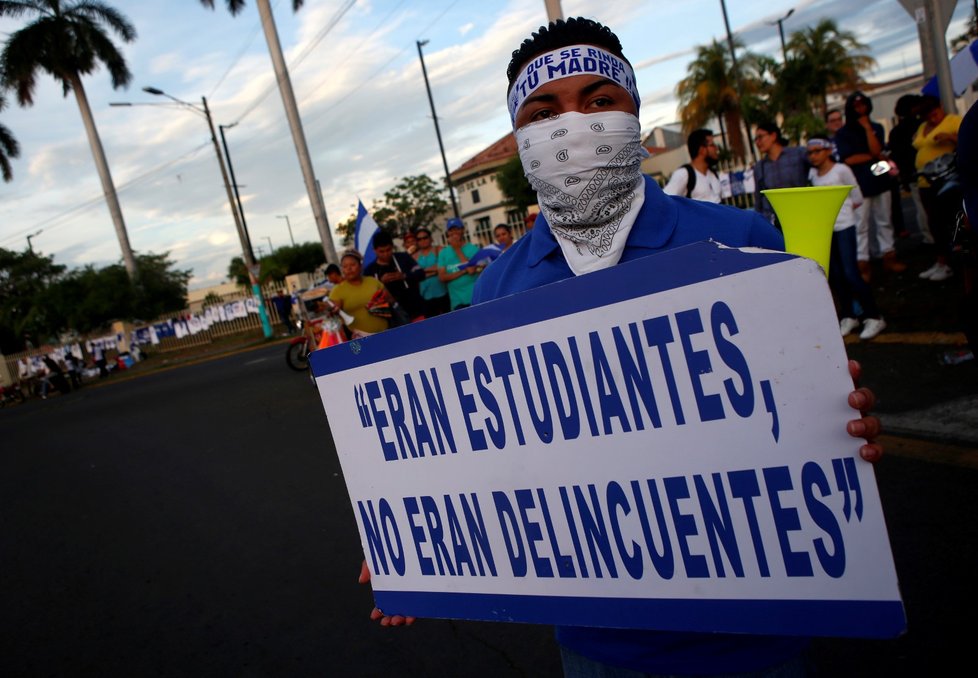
[807,136,885,340]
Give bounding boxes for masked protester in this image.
[360,18,885,677]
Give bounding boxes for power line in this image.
[232,0,358,124]
[0,142,210,248]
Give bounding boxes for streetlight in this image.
[417,40,460,220]
[767,8,795,63]
[277,214,296,247]
[26,229,43,253]
[264,236,274,254]
[114,87,272,338]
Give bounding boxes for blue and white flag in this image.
[355,200,380,270]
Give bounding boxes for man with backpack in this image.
[663,128,722,203]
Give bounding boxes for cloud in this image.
[459,22,475,36]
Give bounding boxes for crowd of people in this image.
[664,90,970,345]
[301,216,525,342]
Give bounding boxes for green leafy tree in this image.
[677,39,758,161]
[0,94,19,182]
[0,247,65,352]
[0,249,190,349]
[228,256,249,287]
[336,214,357,246]
[495,155,535,214]
[785,19,876,117]
[227,242,325,285]
[372,175,448,235]
[0,0,139,277]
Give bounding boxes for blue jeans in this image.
[830,226,879,320]
[559,645,809,678]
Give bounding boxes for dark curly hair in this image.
[506,17,629,88]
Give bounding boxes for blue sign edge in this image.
[310,240,795,377]
[373,590,906,639]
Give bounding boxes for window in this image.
[471,189,481,204]
[475,216,493,244]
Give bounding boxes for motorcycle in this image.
[285,287,351,371]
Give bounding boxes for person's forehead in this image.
[524,73,626,99]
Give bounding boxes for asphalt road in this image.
[1,343,974,676]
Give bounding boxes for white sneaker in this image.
[928,264,953,282]
[840,317,860,336]
[919,262,942,279]
[859,317,887,340]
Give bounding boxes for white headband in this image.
[507,44,640,124]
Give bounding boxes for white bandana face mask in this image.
[516,110,648,275]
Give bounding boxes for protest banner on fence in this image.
[310,241,906,639]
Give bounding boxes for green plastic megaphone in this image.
[761,186,852,276]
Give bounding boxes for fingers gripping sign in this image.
[359,560,416,627]
[846,360,883,463]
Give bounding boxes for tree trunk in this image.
[724,107,747,163]
[256,0,338,265]
[69,72,137,278]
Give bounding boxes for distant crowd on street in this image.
[663,90,973,349]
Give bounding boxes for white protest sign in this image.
[311,241,905,638]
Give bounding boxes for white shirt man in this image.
[663,128,722,203]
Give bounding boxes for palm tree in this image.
[200,0,339,265]
[0,94,20,182]
[786,19,876,117]
[0,0,138,277]
[677,40,757,162]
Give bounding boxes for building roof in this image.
[452,133,517,177]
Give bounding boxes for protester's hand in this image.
[358,560,416,627]
[381,272,404,284]
[846,360,882,463]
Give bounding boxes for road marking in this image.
[245,358,268,365]
[880,434,978,469]
[845,331,967,345]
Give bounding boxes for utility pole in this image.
[417,40,460,220]
[277,215,296,247]
[218,123,255,262]
[26,229,42,253]
[255,0,338,265]
[767,8,795,63]
[135,88,272,338]
[719,0,757,164]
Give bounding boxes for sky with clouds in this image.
[0,0,971,289]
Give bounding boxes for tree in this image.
[371,175,448,236]
[228,242,325,286]
[0,247,65,352]
[0,0,138,277]
[200,0,338,264]
[676,40,757,161]
[0,248,189,350]
[785,19,876,117]
[496,155,535,214]
[0,93,19,182]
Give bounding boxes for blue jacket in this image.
[473,177,807,675]
[475,176,784,304]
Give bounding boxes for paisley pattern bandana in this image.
[516,110,648,275]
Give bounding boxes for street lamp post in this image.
[137,87,272,338]
[767,8,795,63]
[218,123,254,262]
[718,0,757,164]
[416,40,460,221]
[264,236,274,254]
[277,215,295,247]
[26,229,43,253]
